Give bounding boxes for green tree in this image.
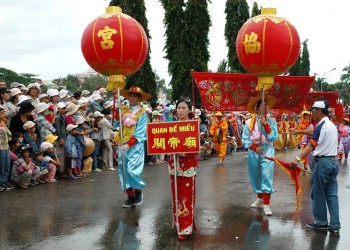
[224,0,250,73]
[300,40,310,76]
[288,54,302,76]
[110,0,157,101]
[161,0,211,102]
[251,2,261,17]
[341,63,350,83]
[83,75,108,93]
[60,75,81,93]
[217,59,230,73]
[0,67,39,87]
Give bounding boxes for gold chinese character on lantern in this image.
[242,32,261,54]
[183,137,196,148]
[97,26,117,49]
[168,137,180,149]
[152,138,166,150]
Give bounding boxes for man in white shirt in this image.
[291,100,340,236]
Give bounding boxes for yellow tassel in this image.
[106,75,126,91]
[256,76,274,91]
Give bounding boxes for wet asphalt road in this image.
[1,149,350,250]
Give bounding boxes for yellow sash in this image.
[114,106,146,145]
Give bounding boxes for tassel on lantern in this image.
[256,77,274,91]
[106,74,126,91]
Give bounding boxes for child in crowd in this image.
[227,136,237,154]
[74,116,86,178]
[31,149,50,184]
[36,102,56,144]
[65,124,79,180]
[55,101,67,178]
[11,145,36,189]
[40,142,59,183]
[0,105,13,192]
[23,121,40,150]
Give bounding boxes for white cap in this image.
[75,116,85,125]
[23,121,35,130]
[57,102,66,109]
[103,101,113,109]
[66,124,78,132]
[91,94,102,101]
[40,141,53,151]
[39,93,48,100]
[37,102,50,113]
[17,95,29,105]
[309,100,327,111]
[99,87,107,94]
[10,88,22,97]
[78,97,89,105]
[93,111,105,118]
[47,88,59,97]
[82,90,90,96]
[59,89,69,99]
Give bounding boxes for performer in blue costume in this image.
[242,95,278,216]
[115,86,151,208]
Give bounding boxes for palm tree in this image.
[341,63,350,83]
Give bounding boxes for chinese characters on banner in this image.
[147,120,200,155]
[192,72,315,113]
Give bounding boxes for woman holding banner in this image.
[167,97,198,241]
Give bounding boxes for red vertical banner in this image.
[147,120,200,155]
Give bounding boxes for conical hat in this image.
[247,95,276,114]
[120,86,151,101]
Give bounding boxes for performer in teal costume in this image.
[116,86,151,208]
[242,95,278,216]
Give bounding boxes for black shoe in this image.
[134,191,143,206]
[123,197,135,208]
[306,223,329,230]
[328,228,340,236]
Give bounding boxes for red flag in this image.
[192,72,315,113]
[306,91,338,109]
[264,156,301,197]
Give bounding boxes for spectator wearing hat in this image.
[89,93,103,112]
[65,103,80,126]
[36,102,56,144]
[209,112,229,166]
[55,102,67,176]
[98,87,107,106]
[10,100,35,135]
[0,87,16,125]
[77,98,90,120]
[26,83,41,108]
[0,105,13,191]
[291,100,340,235]
[31,150,49,184]
[39,142,58,183]
[11,145,35,189]
[59,89,69,103]
[242,95,278,216]
[116,86,151,207]
[9,88,22,106]
[23,121,40,151]
[94,111,114,171]
[65,124,79,180]
[337,117,350,162]
[81,90,91,98]
[73,116,87,177]
[39,93,49,104]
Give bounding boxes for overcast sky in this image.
[0,0,348,85]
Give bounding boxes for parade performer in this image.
[288,116,298,148]
[281,115,290,149]
[337,117,350,162]
[209,112,228,166]
[291,100,340,235]
[115,86,151,208]
[242,95,278,216]
[167,98,198,240]
[273,115,284,151]
[295,111,311,168]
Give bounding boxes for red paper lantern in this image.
[236,8,300,90]
[81,6,148,90]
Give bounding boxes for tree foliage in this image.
[110,0,157,101]
[341,63,350,83]
[217,59,230,73]
[0,67,39,87]
[288,40,310,76]
[161,0,211,102]
[251,2,261,17]
[224,0,250,73]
